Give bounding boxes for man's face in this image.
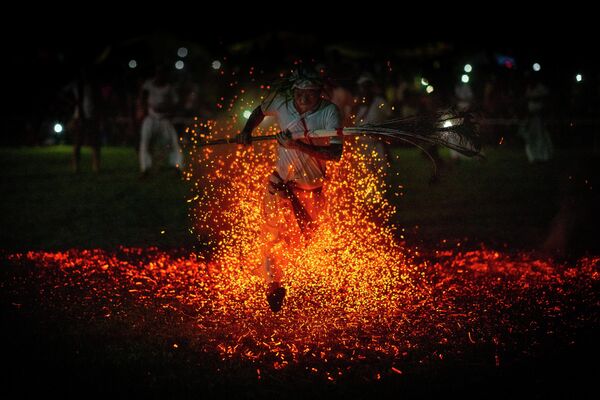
[293,88,321,114]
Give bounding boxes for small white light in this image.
[461,74,470,83]
[177,47,188,58]
[443,120,453,128]
[53,123,63,133]
[128,59,137,69]
[464,64,472,73]
[212,60,222,70]
[243,110,252,119]
[532,63,541,72]
[576,74,583,82]
[420,77,429,86]
[175,60,184,70]
[426,85,434,94]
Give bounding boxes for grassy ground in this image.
[0,145,194,251]
[393,147,558,245]
[1,144,598,398]
[0,144,597,254]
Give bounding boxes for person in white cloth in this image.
[139,65,183,177]
[519,76,553,163]
[236,67,343,312]
[354,73,392,173]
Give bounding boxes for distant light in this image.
[576,74,583,82]
[53,123,63,134]
[243,110,252,119]
[461,74,470,83]
[443,121,453,128]
[464,64,472,73]
[212,60,222,70]
[420,78,429,86]
[532,63,541,72]
[128,59,137,69]
[175,60,184,70]
[426,85,434,94]
[177,47,188,58]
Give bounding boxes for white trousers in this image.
[139,114,183,172]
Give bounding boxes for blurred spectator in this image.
[399,88,419,118]
[518,76,553,163]
[325,80,354,127]
[173,72,201,143]
[354,73,393,172]
[454,81,474,112]
[138,65,183,178]
[386,73,409,116]
[482,74,500,117]
[448,80,476,162]
[65,67,102,173]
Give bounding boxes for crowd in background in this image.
[7,40,600,168]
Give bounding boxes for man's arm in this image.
[293,140,343,161]
[276,130,343,161]
[277,103,344,161]
[236,106,265,144]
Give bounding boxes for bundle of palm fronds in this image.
[317,110,482,158]
[199,110,482,159]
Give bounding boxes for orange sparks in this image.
[6,79,597,383]
[4,247,598,380]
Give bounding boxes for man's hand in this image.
[237,106,265,146]
[267,171,290,198]
[276,130,297,149]
[236,130,252,145]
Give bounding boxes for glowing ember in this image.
[4,248,598,382]
[136,77,600,381]
[184,82,414,321]
[4,74,598,387]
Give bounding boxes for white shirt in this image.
[261,95,342,189]
[142,79,178,117]
[526,83,549,113]
[455,83,474,111]
[356,95,391,126]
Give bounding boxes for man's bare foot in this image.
[266,282,286,313]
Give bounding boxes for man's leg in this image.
[260,189,285,284]
[259,185,323,312]
[161,119,183,169]
[260,188,288,311]
[139,116,154,174]
[71,119,82,173]
[87,119,101,173]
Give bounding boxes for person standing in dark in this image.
[354,73,393,173]
[138,65,182,177]
[519,75,553,163]
[67,67,101,173]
